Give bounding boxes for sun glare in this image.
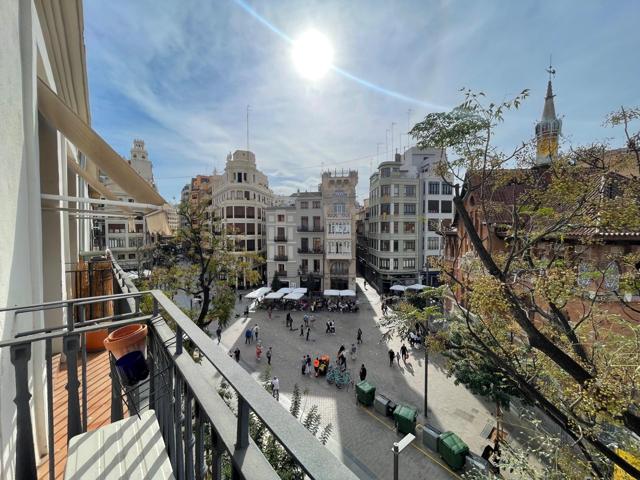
[292,29,333,81]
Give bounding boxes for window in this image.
[403,258,416,269]
[393,258,398,270]
[313,259,321,272]
[129,253,136,259]
[379,259,390,269]
[380,222,390,233]
[428,182,440,195]
[313,216,321,229]
[381,168,390,178]
[441,200,452,213]
[393,203,399,215]
[246,223,255,235]
[393,240,398,252]
[234,206,245,218]
[404,222,416,234]
[380,240,390,251]
[380,185,391,196]
[300,201,309,209]
[333,203,346,215]
[107,223,126,234]
[427,237,440,250]
[393,184,400,197]
[277,214,285,222]
[312,200,321,209]
[404,203,416,215]
[244,191,250,200]
[393,222,399,234]
[428,219,439,232]
[404,240,415,252]
[246,206,255,218]
[405,185,416,197]
[301,259,309,271]
[381,204,391,215]
[442,182,453,195]
[237,172,243,183]
[428,200,439,213]
[247,239,255,251]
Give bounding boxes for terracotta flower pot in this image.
[85,330,108,352]
[104,324,148,360]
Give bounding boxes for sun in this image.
[291,29,334,81]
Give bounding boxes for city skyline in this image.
[85,0,639,202]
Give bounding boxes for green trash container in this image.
[437,431,469,471]
[355,381,376,406]
[393,404,417,435]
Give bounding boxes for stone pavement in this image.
[213,278,519,479]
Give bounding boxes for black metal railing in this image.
[297,225,323,232]
[297,247,324,254]
[0,260,358,480]
[274,236,287,242]
[274,270,288,277]
[273,255,288,261]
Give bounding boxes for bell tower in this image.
[535,63,562,166]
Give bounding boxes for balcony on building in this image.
[275,270,288,277]
[274,235,287,242]
[297,225,324,232]
[297,247,324,254]
[0,259,357,480]
[273,254,288,261]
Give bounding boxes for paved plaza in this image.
[205,277,524,479]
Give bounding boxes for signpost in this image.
[393,433,416,480]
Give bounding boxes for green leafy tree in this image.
[271,272,283,292]
[382,90,640,478]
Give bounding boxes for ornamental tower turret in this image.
[535,67,562,166]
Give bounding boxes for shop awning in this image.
[276,288,294,295]
[145,208,172,236]
[293,287,308,294]
[284,292,305,301]
[406,284,426,291]
[37,78,165,206]
[390,285,407,292]
[340,290,356,297]
[245,287,271,299]
[323,289,340,297]
[264,292,285,300]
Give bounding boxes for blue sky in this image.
[84,0,639,202]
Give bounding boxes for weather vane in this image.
[546,54,556,80]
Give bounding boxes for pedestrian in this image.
[364,279,368,290]
[313,357,320,376]
[388,349,395,367]
[304,314,309,328]
[400,343,408,362]
[238,293,242,302]
[396,351,401,366]
[350,343,357,360]
[266,346,272,365]
[338,345,346,358]
[301,356,307,375]
[359,364,367,381]
[286,312,291,328]
[271,376,280,400]
[234,347,240,362]
[357,328,363,345]
[253,324,260,342]
[300,324,304,336]
[245,327,252,344]
[216,325,222,344]
[306,326,310,341]
[306,355,312,375]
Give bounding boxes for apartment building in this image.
[322,170,359,291]
[265,205,299,287]
[98,139,158,269]
[363,159,420,291]
[209,150,274,284]
[402,147,455,285]
[294,191,325,291]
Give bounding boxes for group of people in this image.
[387,343,410,366]
[244,324,260,344]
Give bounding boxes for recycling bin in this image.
[438,431,469,471]
[355,381,376,406]
[393,404,417,435]
[422,424,442,451]
[374,393,390,416]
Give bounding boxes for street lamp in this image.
[393,433,415,480]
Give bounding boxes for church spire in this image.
[535,62,562,166]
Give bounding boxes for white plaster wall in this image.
[0,0,46,476]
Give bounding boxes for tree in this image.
[271,272,283,292]
[383,90,640,478]
[150,198,263,328]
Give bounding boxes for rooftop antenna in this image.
[546,55,556,80]
[246,104,251,151]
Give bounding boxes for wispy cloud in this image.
[85,0,640,202]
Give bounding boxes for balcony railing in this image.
[274,254,288,261]
[0,260,357,480]
[298,269,322,276]
[297,225,324,232]
[274,235,287,242]
[297,247,324,255]
[274,270,288,277]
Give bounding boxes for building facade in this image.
[99,139,158,269]
[322,170,358,291]
[265,205,299,287]
[209,150,274,284]
[294,191,325,291]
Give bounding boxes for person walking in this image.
[388,349,395,367]
[304,314,309,328]
[300,324,304,336]
[266,346,272,365]
[301,356,307,375]
[234,347,240,362]
[306,326,311,341]
[245,327,252,344]
[350,343,357,361]
[400,343,408,362]
[253,324,260,342]
[364,279,368,290]
[216,325,222,345]
[271,376,280,400]
[359,364,367,381]
[357,328,363,345]
[306,355,312,376]
[396,351,401,366]
[238,293,242,302]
